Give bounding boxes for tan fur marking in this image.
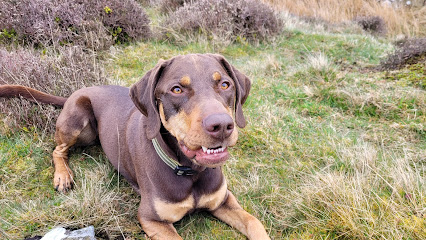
[180,76,191,86]
[53,143,74,191]
[154,195,195,222]
[181,105,206,150]
[159,103,191,143]
[212,72,221,81]
[139,220,182,239]
[212,192,270,239]
[198,180,228,210]
[225,105,239,147]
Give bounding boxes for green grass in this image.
[1,7,425,240]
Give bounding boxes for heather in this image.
[0,46,109,133]
[163,0,282,43]
[0,0,151,49]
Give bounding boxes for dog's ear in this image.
[130,59,169,139]
[208,54,251,128]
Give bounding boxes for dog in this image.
[0,53,270,239]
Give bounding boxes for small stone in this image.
[41,227,67,240]
[41,226,95,240]
[65,226,95,240]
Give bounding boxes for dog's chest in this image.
[153,180,228,223]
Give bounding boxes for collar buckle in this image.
[174,166,197,176]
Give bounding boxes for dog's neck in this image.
[156,126,207,175]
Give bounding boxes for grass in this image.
[1,3,425,240]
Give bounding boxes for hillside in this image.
[0,1,425,239]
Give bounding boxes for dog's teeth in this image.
[203,146,226,154]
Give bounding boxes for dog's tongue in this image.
[179,144,197,159]
[179,144,229,166]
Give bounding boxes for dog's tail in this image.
[0,85,67,107]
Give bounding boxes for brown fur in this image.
[0,54,269,239]
[0,85,67,106]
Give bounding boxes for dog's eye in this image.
[220,82,230,90]
[171,86,182,94]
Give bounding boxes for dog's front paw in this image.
[54,169,74,192]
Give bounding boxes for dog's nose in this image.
[202,113,234,140]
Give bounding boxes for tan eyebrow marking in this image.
[212,72,221,81]
[180,76,191,86]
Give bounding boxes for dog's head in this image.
[130,54,250,167]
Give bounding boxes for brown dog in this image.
[0,54,269,239]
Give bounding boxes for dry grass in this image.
[285,141,426,239]
[0,143,140,238]
[264,0,426,37]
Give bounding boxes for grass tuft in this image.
[285,141,425,239]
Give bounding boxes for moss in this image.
[385,62,426,89]
[0,28,17,43]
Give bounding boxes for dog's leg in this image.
[138,218,182,240]
[52,96,97,192]
[52,142,75,192]
[212,191,270,240]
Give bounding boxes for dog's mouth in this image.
[179,143,229,167]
